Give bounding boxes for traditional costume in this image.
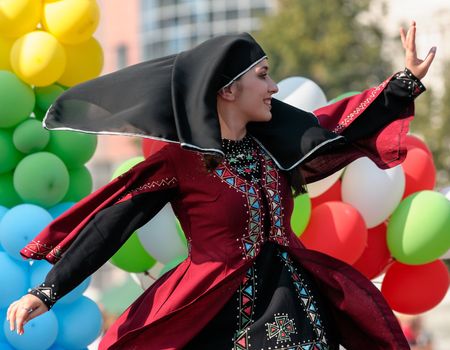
[21,33,425,349]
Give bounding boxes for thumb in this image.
[423,46,437,69]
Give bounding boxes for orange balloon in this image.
[352,223,392,279]
[382,260,449,314]
[401,148,436,198]
[299,201,367,264]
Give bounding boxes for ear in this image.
[217,84,236,101]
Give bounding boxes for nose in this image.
[268,77,279,94]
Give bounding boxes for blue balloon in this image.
[0,252,29,308]
[3,310,58,350]
[0,341,14,349]
[0,204,53,260]
[58,276,91,305]
[0,309,6,342]
[53,296,102,349]
[0,206,8,252]
[48,202,75,219]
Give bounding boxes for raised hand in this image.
[400,21,436,80]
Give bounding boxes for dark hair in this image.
[202,155,307,197]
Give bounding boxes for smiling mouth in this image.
[264,99,272,108]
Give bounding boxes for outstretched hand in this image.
[400,21,436,80]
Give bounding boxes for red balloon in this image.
[401,148,436,198]
[405,134,432,157]
[352,223,392,279]
[381,260,450,314]
[299,201,367,264]
[311,179,342,208]
[142,138,168,158]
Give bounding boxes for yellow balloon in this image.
[58,37,103,86]
[0,0,41,38]
[42,0,100,45]
[0,36,14,70]
[11,31,66,86]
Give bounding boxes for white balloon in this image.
[439,186,450,200]
[341,157,405,228]
[137,204,187,264]
[307,168,344,198]
[275,76,327,112]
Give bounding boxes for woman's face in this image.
[232,59,279,123]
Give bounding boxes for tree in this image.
[254,0,392,99]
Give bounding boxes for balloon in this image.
[275,76,327,111]
[0,128,24,173]
[3,310,58,350]
[328,91,360,104]
[341,157,405,228]
[290,193,311,237]
[0,36,14,70]
[0,205,7,221]
[10,31,66,86]
[42,0,100,45]
[59,277,91,304]
[0,252,29,308]
[0,172,22,208]
[48,201,75,218]
[387,190,450,265]
[34,84,65,111]
[0,204,53,260]
[405,134,432,157]
[0,341,14,349]
[53,296,102,349]
[381,260,449,314]
[33,104,47,121]
[0,0,41,38]
[310,179,342,208]
[307,168,344,198]
[58,37,104,86]
[46,130,97,168]
[159,254,187,277]
[62,166,93,202]
[110,233,156,273]
[142,139,168,158]
[14,152,70,207]
[0,70,35,128]
[138,204,188,264]
[13,119,50,154]
[299,201,367,264]
[111,157,144,179]
[352,223,392,280]
[401,148,436,198]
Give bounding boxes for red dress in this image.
[22,72,423,349]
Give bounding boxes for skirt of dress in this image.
[184,242,340,350]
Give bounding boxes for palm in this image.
[400,21,436,80]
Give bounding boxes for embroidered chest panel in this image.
[213,151,289,260]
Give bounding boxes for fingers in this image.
[399,27,407,48]
[423,46,437,69]
[6,295,47,335]
[407,21,416,53]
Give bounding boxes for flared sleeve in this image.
[21,145,179,309]
[301,68,425,183]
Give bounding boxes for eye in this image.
[259,73,268,79]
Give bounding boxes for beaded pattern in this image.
[116,176,178,203]
[233,266,257,350]
[394,68,426,98]
[266,313,297,343]
[332,80,388,134]
[278,251,328,346]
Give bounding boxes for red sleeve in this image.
[20,144,179,264]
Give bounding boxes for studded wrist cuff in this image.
[394,68,426,98]
[28,284,58,310]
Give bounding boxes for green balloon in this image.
[0,70,35,128]
[111,157,145,180]
[110,233,156,272]
[387,190,450,265]
[33,105,46,121]
[34,84,64,111]
[0,172,22,208]
[62,165,93,202]
[0,128,24,173]
[328,91,360,104]
[159,254,188,277]
[291,193,312,237]
[13,119,50,154]
[46,130,97,168]
[175,219,187,246]
[14,152,69,207]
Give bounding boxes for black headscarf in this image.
[43,32,345,170]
